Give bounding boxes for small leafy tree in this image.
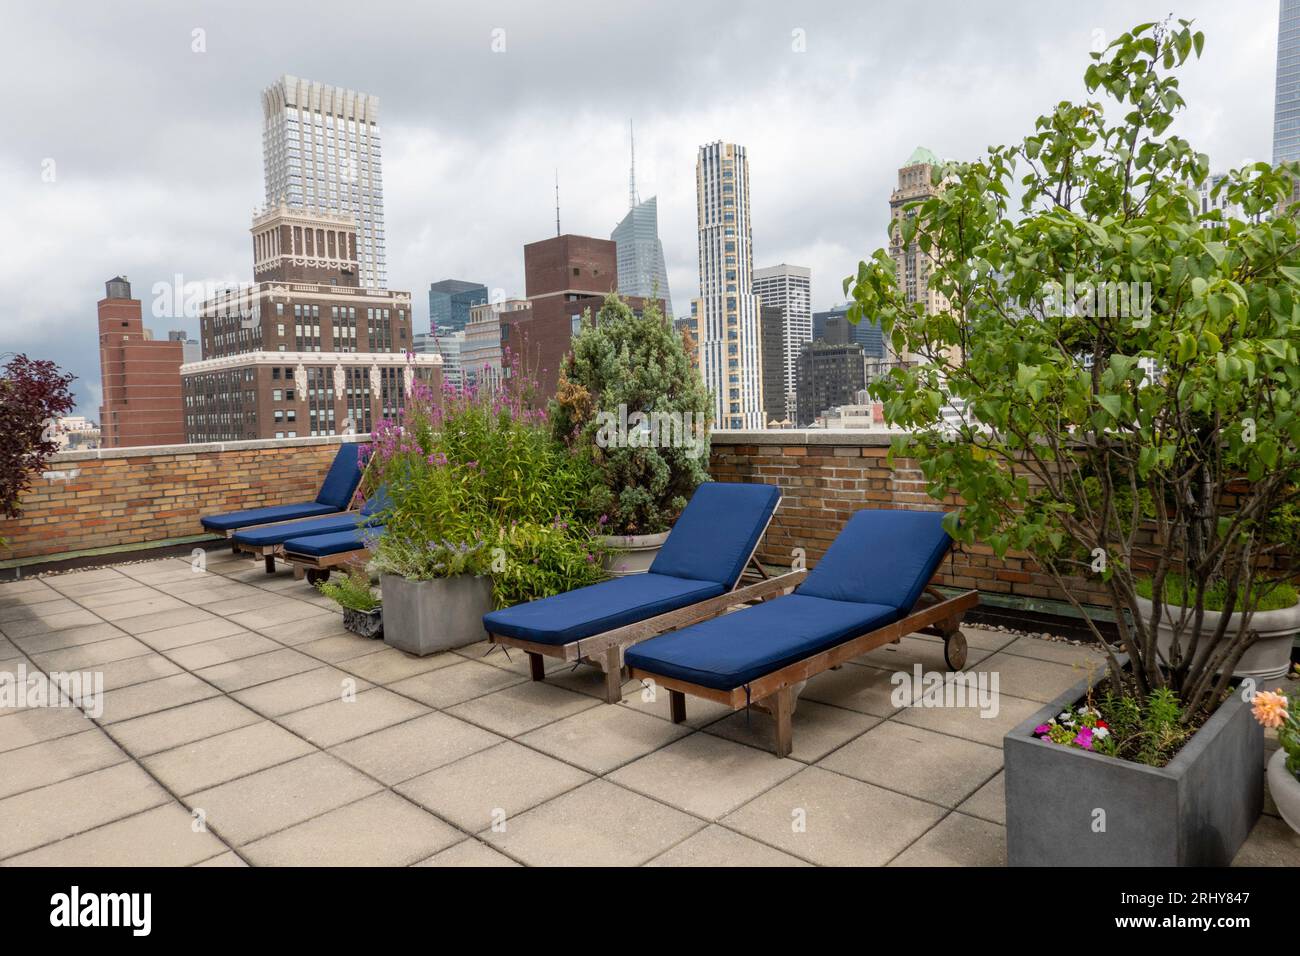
[0,355,76,541]
[846,19,1300,721]
[551,293,712,535]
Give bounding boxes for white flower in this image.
[1093,727,1110,739]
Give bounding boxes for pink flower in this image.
[1072,726,1094,750]
[1034,724,1050,735]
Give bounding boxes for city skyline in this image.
[1,2,1278,417]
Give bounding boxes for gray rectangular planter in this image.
[380,574,493,657]
[1005,663,1263,866]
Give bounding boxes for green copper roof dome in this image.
[906,146,939,166]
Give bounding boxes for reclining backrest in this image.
[315,444,365,510]
[797,508,953,610]
[648,482,781,588]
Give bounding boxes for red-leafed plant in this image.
[0,354,77,540]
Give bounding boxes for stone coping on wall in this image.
[710,429,899,447]
[46,433,372,464]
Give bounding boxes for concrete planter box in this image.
[1135,595,1300,683]
[1005,664,1264,866]
[380,574,493,657]
[598,531,669,577]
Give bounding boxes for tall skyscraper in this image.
[753,263,811,419]
[1276,0,1300,164]
[97,277,186,448]
[612,123,673,318]
[693,141,763,430]
[262,75,387,289]
[889,147,947,365]
[427,279,489,334]
[813,303,884,357]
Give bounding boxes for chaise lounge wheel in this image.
[944,630,968,670]
[305,569,330,586]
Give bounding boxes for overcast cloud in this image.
[0,0,1279,415]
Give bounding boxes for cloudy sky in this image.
[0,0,1281,415]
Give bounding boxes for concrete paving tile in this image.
[446,681,599,737]
[976,650,1097,703]
[519,703,692,774]
[617,680,734,727]
[396,741,591,832]
[798,663,915,717]
[647,824,811,867]
[76,586,164,611]
[242,792,461,866]
[229,600,334,632]
[998,634,1107,666]
[232,666,371,718]
[1,609,101,639]
[194,851,247,866]
[335,647,459,684]
[888,812,1007,866]
[133,617,249,651]
[415,838,520,867]
[0,762,170,860]
[891,690,1046,748]
[9,621,127,654]
[818,722,1003,807]
[194,648,321,692]
[31,635,152,671]
[721,766,945,867]
[705,699,881,763]
[388,660,526,709]
[295,632,381,664]
[98,673,220,724]
[115,606,217,636]
[482,779,704,867]
[96,595,190,622]
[0,597,83,623]
[957,771,1006,825]
[1,803,227,867]
[329,711,502,785]
[0,729,129,799]
[610,733,802,821]
[162,632,283,671]
[255,615,352,646]
[200,592,284,617]
[276,687,429,747]
[104,697,262,757]
[144,720,316,795]
[79,654,184,694]
[184,752,382,846]
[0,706,93,753]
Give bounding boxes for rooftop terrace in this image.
[1,435,1297,867]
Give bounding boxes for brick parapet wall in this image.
[3,436,368,564]
[708,430,1107,608]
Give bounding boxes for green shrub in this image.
[551,294,712,535]
[1135,573,1298,613]
[316,570,380,612]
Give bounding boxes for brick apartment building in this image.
[181,204,441,442]
[504,234,661,399]
[97,276,186,447]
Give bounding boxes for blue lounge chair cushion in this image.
[232,512,368,548]
[201,502,337,533]
[315,444,365,509]
[796,508,952,611]
[648,482,781,587]
[483,573,726,646]
[624,594,898,690]
[282,526,381,558]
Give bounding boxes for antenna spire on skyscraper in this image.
[629,119,639,209]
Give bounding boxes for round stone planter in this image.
[1268,748,1300,835]
[598,531,670,577]
[1134,595,1300,682]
